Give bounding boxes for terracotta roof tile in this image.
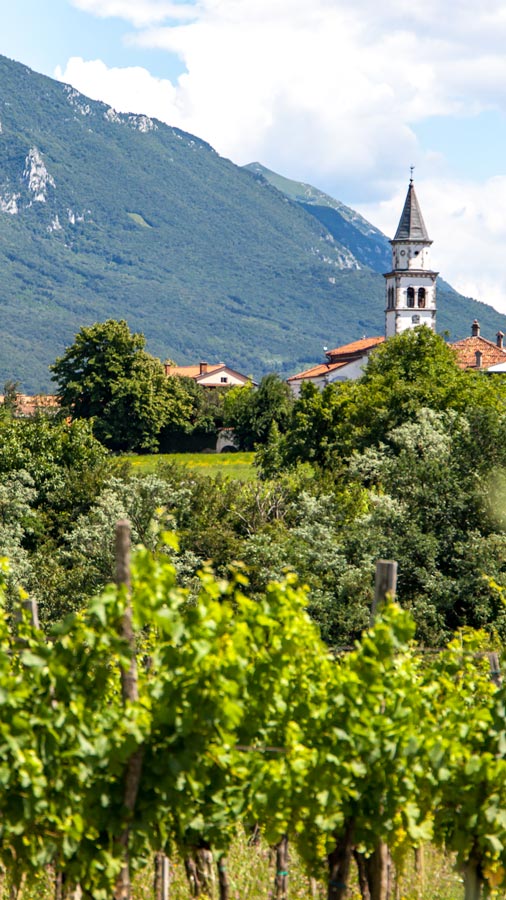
[165,364,223,378]
[326,336,385,359]
[451,336,506,369]
[287,361,348,381]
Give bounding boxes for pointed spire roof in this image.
[393,179,430,241]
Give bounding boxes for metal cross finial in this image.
[410,165,415,183]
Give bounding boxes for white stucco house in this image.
[164,361,255,387]
[287,336,385,398]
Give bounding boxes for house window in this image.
[412,315,420,324]
[407,287,415,308]
[418,288,426,308]
[221,376,228,383]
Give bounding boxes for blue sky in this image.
[0,0,186,82]
[3,0,506,318]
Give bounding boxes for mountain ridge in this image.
[0,53,504,391]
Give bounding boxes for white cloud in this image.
[60,0,506,192]
[57,0,506,314]
[54,57,178,119]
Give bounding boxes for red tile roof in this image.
[287,361,348,382]
[288,336,385,382]
[326,336,385,360]
[165,364,224,378]
[451,336,506,370]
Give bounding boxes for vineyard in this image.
[1,523,505,900]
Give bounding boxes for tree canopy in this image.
[223,373,293,450]
[275,328,506,468]
[51,320,193,452]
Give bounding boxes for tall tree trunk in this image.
[217,856,230,900]
[274,835,289,900]
[327,820,354,900]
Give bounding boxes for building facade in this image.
[384,178,438,337]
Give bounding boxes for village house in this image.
[451,320,506,372]
[164,360,255,388]
[287,336,385,397]
[0,392,59,416]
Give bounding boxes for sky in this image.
[3,0,506,318]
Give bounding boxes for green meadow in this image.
[120,451,256,480]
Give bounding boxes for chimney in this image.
[497,331,504,350]
[200,361,208,374]
[471,319,480,337]
[475,350,483,369]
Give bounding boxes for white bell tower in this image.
[385,176,437,338]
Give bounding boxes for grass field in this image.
[6,835,464,900]
[120,451,256,481]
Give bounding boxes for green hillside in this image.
[0,54,505,390]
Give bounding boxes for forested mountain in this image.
[0,53,504,390]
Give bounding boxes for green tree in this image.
[159,376,227,451]
[224,374,293,450]
[51,319,193,452]
[279,328,506,469]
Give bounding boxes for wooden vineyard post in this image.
[357,560,398,900]
[114,520,144,900]
[154,853,170,900]
[14,596,40,645]
[116,520,136,705]
[414,846,424,900]
[370,560,397,625]
[488,652,502,687]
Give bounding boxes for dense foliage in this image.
[5,328,506,645]
[223,373,294,450]
[2,324,506,900]
[0,547,505,900]
[50,320,196,452]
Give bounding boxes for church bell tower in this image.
[385,177,437,338]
